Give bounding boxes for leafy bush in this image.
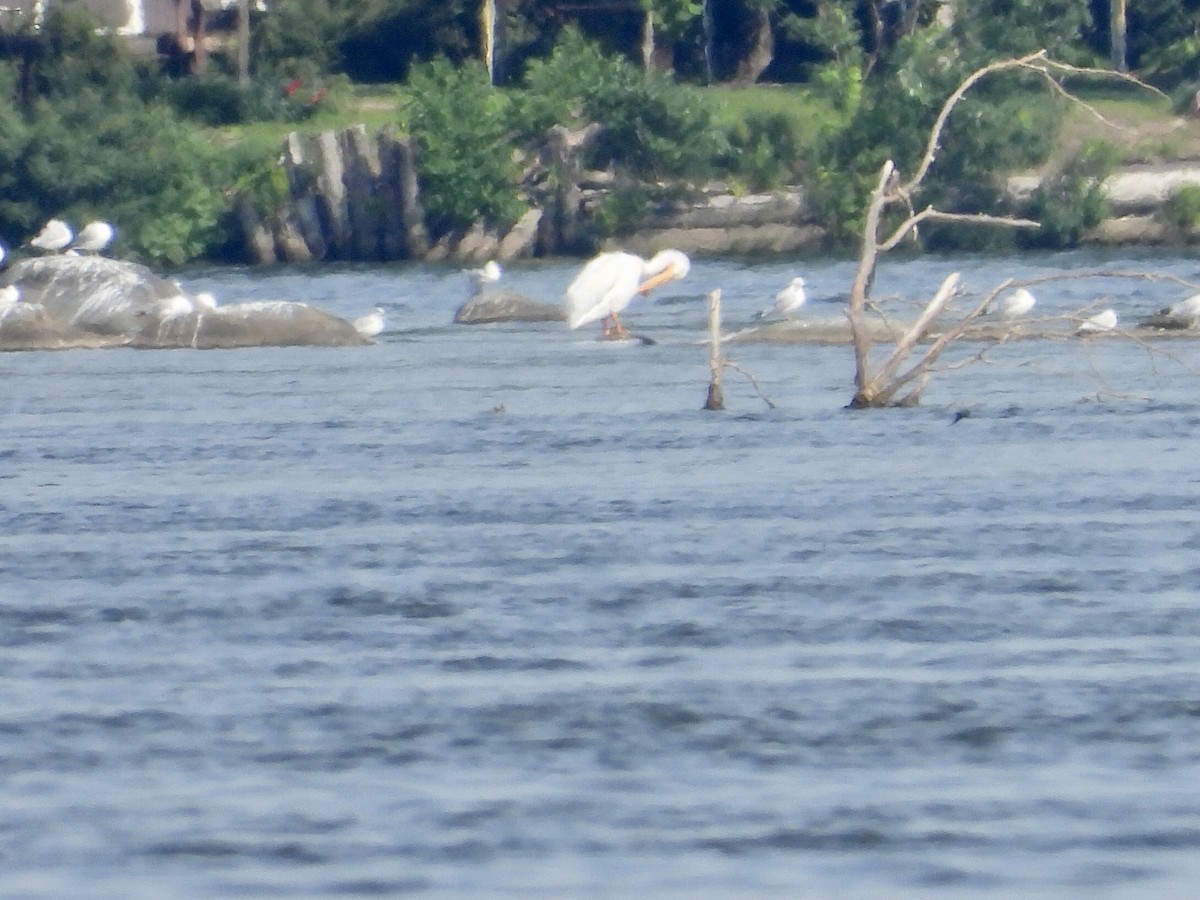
[1024,141,1118,248]
[160,73,344,126]
[6,92,234,264]
[401,58,523,235]
[718,111,804,190]
[516,27,721,181]
[251,0,346,79]
[1156,184,1200,232]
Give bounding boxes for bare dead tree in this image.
[703,289,775,411]
[846,51,1163,409]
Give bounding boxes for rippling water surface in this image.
[5,249,1200,897]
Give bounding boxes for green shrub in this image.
[1024,141,1118,248]
[717,110,804,190]
[1157,184,1200,232]
[401,57,522,236]
[9,92,232,264]
[516,27,721,181]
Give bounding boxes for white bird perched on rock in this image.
[758,276,806,320]
[566,249,690,338]
[0,284,19,309]
[193,291,218,310]
[29,218,73,253]
[467,260,502,298]
[1077,308,1118,334]
[987,287,1036,319]
[72,220,115,254]
[353,307,386,337]
[0,242,7,268]
[470,260,502,284]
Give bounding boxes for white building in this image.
[0,0,199,36]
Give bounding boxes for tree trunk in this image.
[704,289,725,410]
[481,0,497,84]
[702,0,714,84]
[641,8,654,73]
[237,0,250,86]
[1109,0,1127,73]
[733,6,773,86]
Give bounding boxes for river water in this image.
[3,248,1200,898]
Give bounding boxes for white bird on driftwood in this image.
[72,220,115,254]
[0,242,7,268]
[1077,308,1118,334]
[0,285,20,309]
[566,248,690,338]
[987,287,1036,319]
[353,307,386,338]
[193,291,218,310]
[30,218,73,253]
[1167,293,1200,318]
[758,276,806,320]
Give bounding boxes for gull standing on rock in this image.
[467,260,502,298]
[758,276,806,320]
[72,220,115,254]
[29,218,73,253]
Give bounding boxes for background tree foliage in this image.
[0,8,235,263]
[0,0,1198,262]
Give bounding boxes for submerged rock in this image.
[454,290,566,325]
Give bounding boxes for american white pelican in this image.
[566,249,690,338]
[353,307,386,337]
[72,220,115,254]
[1077,308,1118,334]
[193,291,218,310]
[30,218,73,253]
[0,285,19,309]
[987,287,1036,319]
[758,276,806,319]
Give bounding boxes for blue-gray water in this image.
[4,249,1200,898]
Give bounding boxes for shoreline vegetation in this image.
[195,69,1200,267]
[5,8,1200,268]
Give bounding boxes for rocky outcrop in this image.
[133,301,369,349]
[1008,162,1200,243]
[0,256,369,351]
[1007,163,1200,216]
[454,289,566,325]
[244,125,825,265]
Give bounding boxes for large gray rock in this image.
[0,302,123,351]
[133,301,370,349]
[0,255,186,334]
[454,290,566,325]
[0,255,368,351]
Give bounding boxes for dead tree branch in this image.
[845,51,1165,409]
